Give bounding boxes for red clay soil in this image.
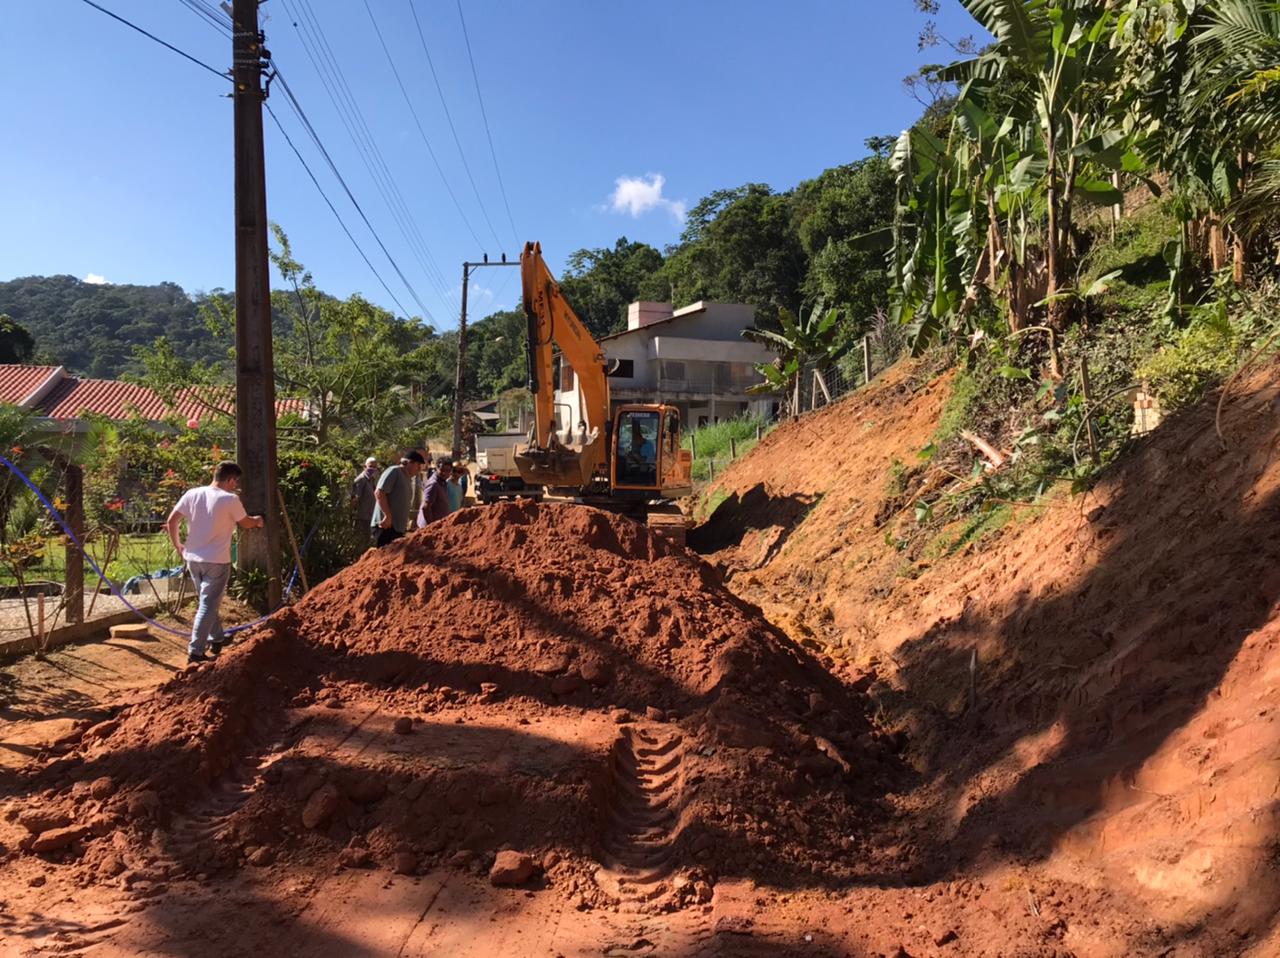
[695,358,1280,955]
[1,501,906,935]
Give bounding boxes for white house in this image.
[554,301,777,434]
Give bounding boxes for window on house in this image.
[663,360,686,380]
[608,359,635,379]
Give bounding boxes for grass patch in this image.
[685,414,771,481]
[0,532,178,589]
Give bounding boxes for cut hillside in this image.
[2,501,904,914]
[694,358,1280,954]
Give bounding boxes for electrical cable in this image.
[265,101,413,319]
[273,65,435,321]
[282,0,459,316]
[177,0,230,37]
[455,0,520,247]
[407,0,507,255]
[76,0,231,82]
[361,0,487,253]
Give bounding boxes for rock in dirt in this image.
[580,658,613,687]
[248,846,275,867]
[302,784,341,830]
[28,873,46,888]
[31,825,89,853]
[392,851,416,875]
[83,719,120,741]
[17,809,71,835]
[126,791,162,821]
[339,845,373,869]
[550,672,584,696]
[489,849,535,886]
[89,776,116,800]
[393,717,413,735]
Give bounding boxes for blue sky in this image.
[1,1,979,330]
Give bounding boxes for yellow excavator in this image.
[514,241,692,541]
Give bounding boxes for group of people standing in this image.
[349,451,470,547]
[163,452,472,667]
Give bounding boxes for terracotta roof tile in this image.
[0,366,60,405]
[0,365,306,422]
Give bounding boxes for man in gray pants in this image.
[166,461,265,665]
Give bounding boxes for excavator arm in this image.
[517,241,610,490]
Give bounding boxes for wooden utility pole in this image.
[452,254,518,459]
[232,0,282,609]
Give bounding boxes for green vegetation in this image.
[683,415,771,482]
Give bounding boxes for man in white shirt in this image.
[166,461,265,664]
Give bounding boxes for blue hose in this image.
[0,453,316,640]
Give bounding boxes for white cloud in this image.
[608,173,686,223]
[83,273,110,285]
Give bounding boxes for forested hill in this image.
[0,275,229,378]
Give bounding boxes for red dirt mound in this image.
[3,500,900,910]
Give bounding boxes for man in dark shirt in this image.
[417,459,454,527]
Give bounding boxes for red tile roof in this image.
[0,366,60,405]
[0,366,306,422]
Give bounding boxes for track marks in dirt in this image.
[597,724,685,902]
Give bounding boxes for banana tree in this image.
[943,0,1128,329]
[742,303,845,415]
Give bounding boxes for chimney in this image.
[627,301,673,331]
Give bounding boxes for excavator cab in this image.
[612,405,692,498]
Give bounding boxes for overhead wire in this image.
[280,0,460,316]
[272,65,435,321]
[75,0,231,82]
[360,0,488,254]
[455,0,521,248]
[176,0,231,37]
[406,0,507,256]
[264,101,413,319]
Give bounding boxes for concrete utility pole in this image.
[452,254,518,459]
[232,0,282,609]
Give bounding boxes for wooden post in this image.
[1080,355,1100,464]
[64,464,84,626]
[37,593,45,653]
[863,336,872,386]
[708,460,715,481]
[730,437,737,459]
[690,434,697,460]
[814,369,832,405]
[755,423,762,441]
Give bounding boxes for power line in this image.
[177,0,230,37]
[282,0,460,315]
[265,101,413,319]
[76,0,230,82]
[407,0,507,255]
[360,0,489,254]
[455,0,520,247]
[273,65,435,321]
[286,0,459,313]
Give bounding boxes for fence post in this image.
[1080,355,1101,464]
[690,434,697,459]
[863,336,872,386]
[755,423,762,441]
[708,459,715,481]
[64,463,84,626]
[730,437,737,459]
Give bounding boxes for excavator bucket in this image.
[514,443,596,492]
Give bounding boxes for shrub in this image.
[1137,316,1239,410]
